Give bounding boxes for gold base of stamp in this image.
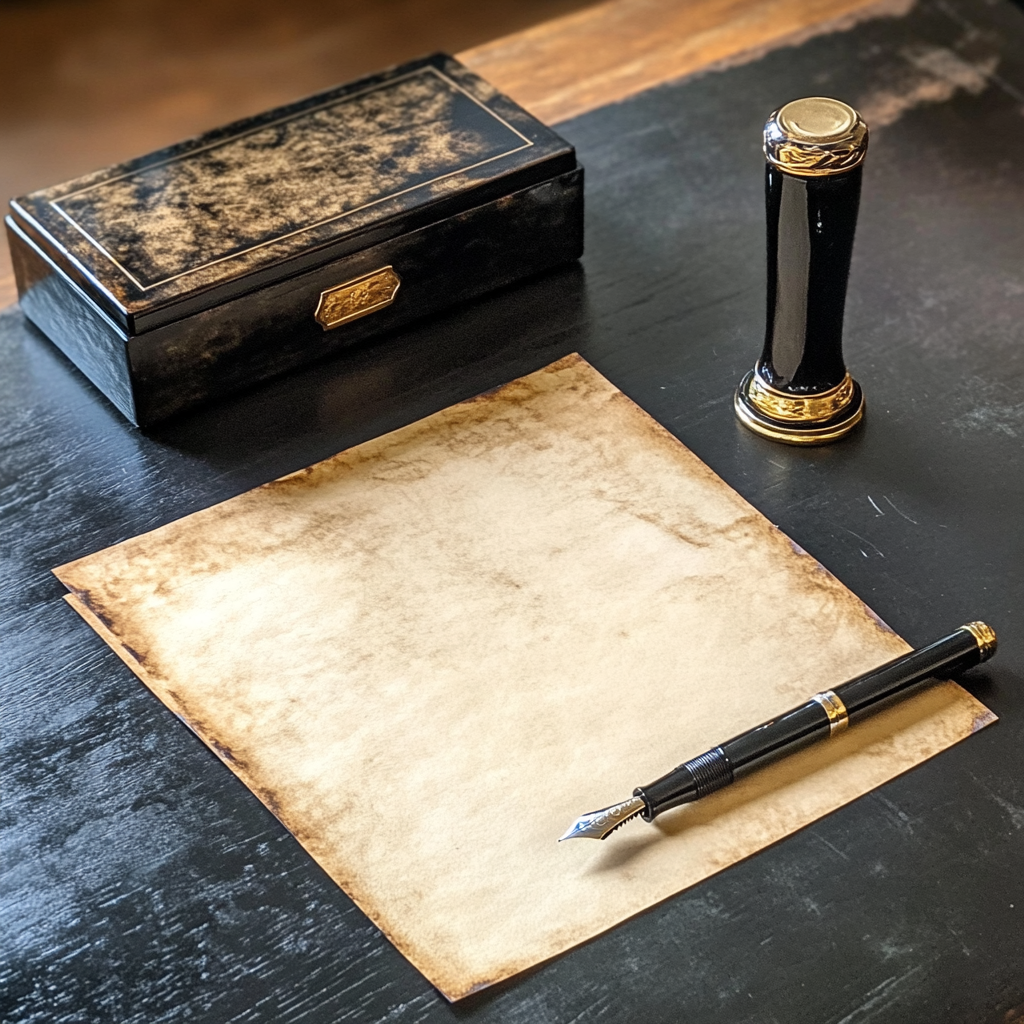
[734,371,865,445]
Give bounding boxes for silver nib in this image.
[558,794,645,841]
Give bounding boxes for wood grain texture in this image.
[459,0,914,124]
[0,270,15,310]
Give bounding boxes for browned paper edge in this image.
[59,590,492,989]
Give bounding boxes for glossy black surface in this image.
[7,216,137,418]
[10,168,583,425]
[723,702,830,776]
[836,626,982,717]
[5,53,583,428]
[4,0,1024,1020]
[759,165,861,393]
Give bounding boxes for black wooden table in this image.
[4,0,1024,1019]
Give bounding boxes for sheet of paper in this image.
[55,355,994,1000]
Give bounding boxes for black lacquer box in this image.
[6,54,583,425]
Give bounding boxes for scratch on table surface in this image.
[831,964,926,1024]
[813,831,851,861]
[934,0,1024,103]
[950,378,1024,440]
[801,896,824,918]
[883,496,918,525]
[876,937,915,961]
[565,992,614,1024]
[867,496,885,516]
[872,794,917,835]
[844,527,885,558]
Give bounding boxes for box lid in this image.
[9,54,576,334]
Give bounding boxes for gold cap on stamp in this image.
[763,97,868,177]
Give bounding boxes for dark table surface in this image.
[3,0,1024,1020]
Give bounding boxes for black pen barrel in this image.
[724,701,830,778]
[634,623,996,821]
[725,624,991,778]
[835,626,984,717]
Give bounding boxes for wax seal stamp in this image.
[735,97,869,444]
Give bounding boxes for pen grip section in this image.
[634,747,733,821]
[834,627,982,718]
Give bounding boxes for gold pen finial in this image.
[763,97,868,178]
[963,621,998,661]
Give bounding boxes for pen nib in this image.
[558,795,645,841]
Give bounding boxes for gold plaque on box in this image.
[315,266,402,330]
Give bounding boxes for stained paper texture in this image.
[55,355,994,999]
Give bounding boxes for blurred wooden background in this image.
[0,0,591,299]
[0,0,897,305]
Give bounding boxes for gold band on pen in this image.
[811,690,849,736]
[963,621,998,661]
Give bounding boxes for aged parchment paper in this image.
[56,355,994,999]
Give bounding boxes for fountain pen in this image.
[559,621,998,842]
